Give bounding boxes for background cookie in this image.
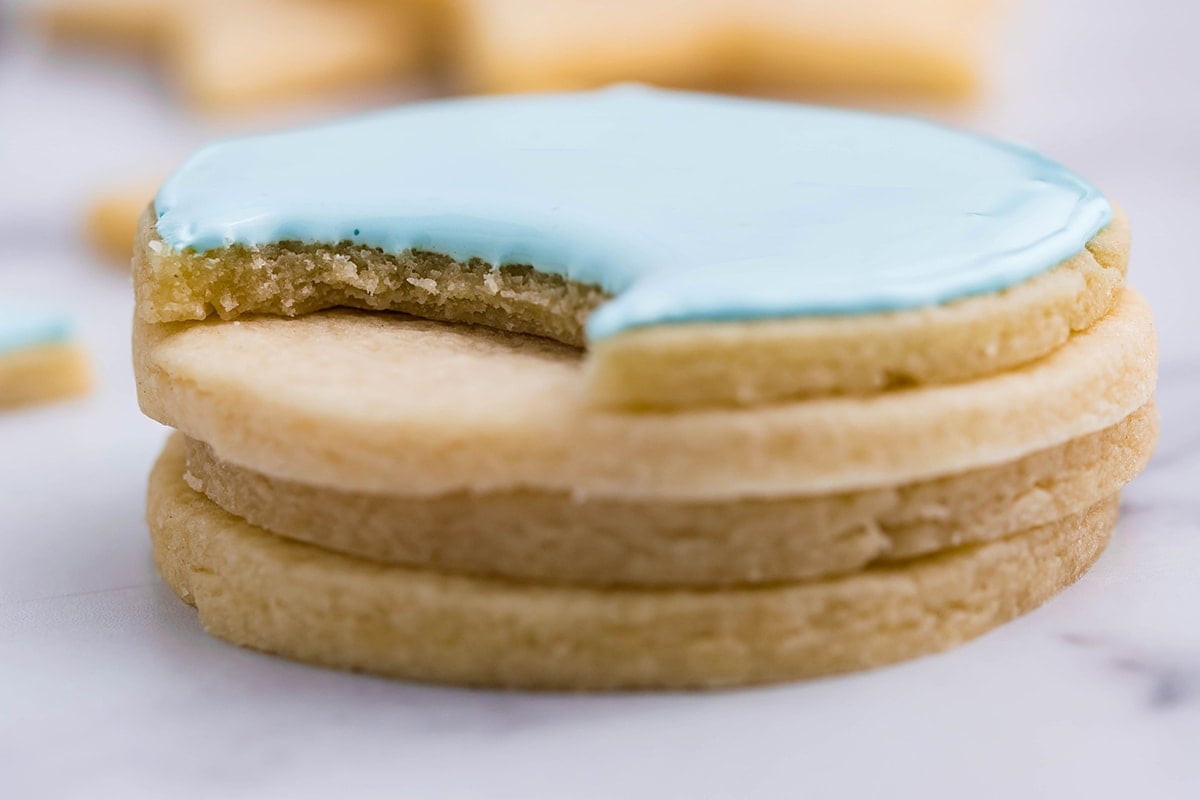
[452,0,996,98]
[34,0,170,51]
[85,181,160,266]
[34,0,426,110]
[167,0,422,111]
[0,309,91,410]
[34,0,1001,112]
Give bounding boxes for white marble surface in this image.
[1,1,1198,797]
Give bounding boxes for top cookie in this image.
[135,86,1127,408]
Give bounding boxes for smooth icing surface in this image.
[0,309,73,355]
[155,85,1112,339]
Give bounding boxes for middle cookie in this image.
[181,403,1155,586]
[134,290,1156,501]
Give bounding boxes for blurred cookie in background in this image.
[32,0,173,52]
[85,179,160,266]
[452,0,999,100]
[31,0,1004,112]
[0,309,91,410]
[167,0,422,111]
[32,0,425,110]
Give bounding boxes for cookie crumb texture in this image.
[135,208,605,346]
[149,438,1119,690]
[133,208,1129,408]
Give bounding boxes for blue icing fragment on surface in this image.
[155,85,1112,340]
[0,309,73,354]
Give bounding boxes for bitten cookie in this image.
[0,309,90,409]
[134,87,1125,408]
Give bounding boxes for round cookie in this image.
[133,206,1128,409]
[134,290,1157,500]
[149,437,1120,690]
[180,402,1156,586]
[135,86,1125,408]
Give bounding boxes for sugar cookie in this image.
[450,0,996,99]
[133,290,1156,500]
[149,437,1118,690]
[33,0,172,51]
[86,181,159,265]
[181,403,1155,586]
[0,310,90,409]
[136,87,1124,407]
[35,0,423,111]
[167,0,421,111]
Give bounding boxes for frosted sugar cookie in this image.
[149,436,1120,690]
[180,403,1155,586]
[135,87,1126,408]
[450,0,996,99]
[133,290,1156,501]
[0,310,90,409]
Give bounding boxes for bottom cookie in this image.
[148,437,1118,690]
[0,342,90,409]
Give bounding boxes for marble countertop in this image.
[1,1,1197,797]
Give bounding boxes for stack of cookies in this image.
[133,87,1158,690]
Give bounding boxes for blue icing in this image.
[155,85,1112,340]
[0,309,73,355]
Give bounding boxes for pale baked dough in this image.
[35,0,423,111]
[86,181,160,265]
[133,290,1157,500]
[0,343,91,409]
[181,402,1156,586]
[32,0,172,51]
[149,437,1119,690]
[451,0,995,99]
[133,206,1128,408]
[166,0,421,111]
